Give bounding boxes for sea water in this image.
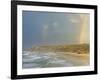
[22,51,73,69]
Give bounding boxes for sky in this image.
[22,11,90,49]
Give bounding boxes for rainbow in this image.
[79,14,89,44]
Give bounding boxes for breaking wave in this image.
[22,51,73,68]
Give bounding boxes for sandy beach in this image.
[54,52,89,66]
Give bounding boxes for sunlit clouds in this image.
[53,22,58,27]
[70,18,80,24]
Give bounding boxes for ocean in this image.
[22,51,89,69]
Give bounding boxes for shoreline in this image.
[23,51,89,67]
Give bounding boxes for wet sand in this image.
[54,52,89,66]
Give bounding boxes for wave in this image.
[22,51,74,68]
